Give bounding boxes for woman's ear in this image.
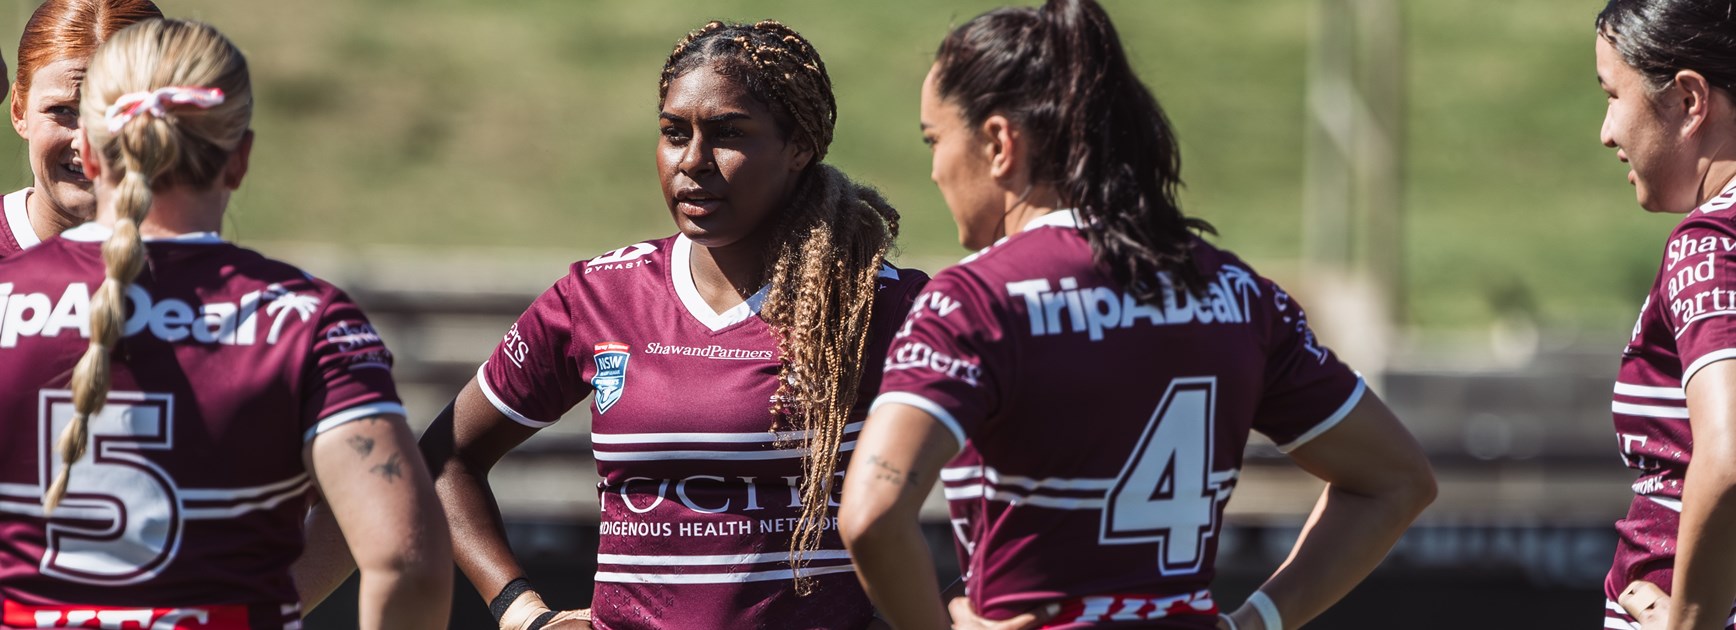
[981,114,1019,182]
[222,130,255,190]
[77,127,102,181]
[1674,69,1716,139]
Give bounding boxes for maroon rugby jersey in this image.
[875,211,1364,628]
[0,189,40,259]
[0,223,404,630]
[1603,180,1736,629]
[477,234,927,630]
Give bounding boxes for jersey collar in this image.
[61,222,226,244]
[4,188,39,249]
[670,234,770,332]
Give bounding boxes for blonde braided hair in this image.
[45,18,251,513]
[661,20,900,593]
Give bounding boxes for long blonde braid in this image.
[660,20,901,592]
[46,18,251,513]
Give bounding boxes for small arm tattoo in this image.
[347,435,375,457]
[371,452,404,482]
[866,454,921,489]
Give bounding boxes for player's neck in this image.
[1000,184,1064,236]
[24,187,83,243]
[92,183,229,238]
[688,238,769,314]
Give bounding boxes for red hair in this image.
[11,0,161,113]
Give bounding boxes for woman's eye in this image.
[921,135,937,147]
[47,106,76,117]
[715,126,744,139]
[661,126,690,142]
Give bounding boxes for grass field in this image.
[0,0,1668,329]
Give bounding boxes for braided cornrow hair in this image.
[661,20,901,593]
[45,18,251,513]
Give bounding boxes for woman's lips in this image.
[677,198,723,218]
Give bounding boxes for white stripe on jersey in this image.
[870,392,966,454]
[597,550,851,567]
[1604,618,1639,630]
[1614,382,1687,400]
[3,188,37,249]
[592,421,865,445]
[475,363,556,429]
[1611,401,1691,419]
[1648,495,1684,512]
[594,563,857,584]
[182,478,313,520]
[593,441,856,462]
[181,473,310,501]
[945,484,1108,510]
[939,465,1116,491]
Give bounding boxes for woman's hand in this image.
[946,596,1055,630]
[1619,580,1670,630]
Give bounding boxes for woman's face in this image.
[920,64,1002,250]
[1597,36,1702,213]
[10,58,92,221]
[658,64,811,252]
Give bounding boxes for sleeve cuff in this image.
[303,401,408,442]
[1274,376,1367,454]
[870,392,967,454]
[1683,348,1736,388]
[476,362,556,429]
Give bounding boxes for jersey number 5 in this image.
[38,390,184,585]
[1100,377,1232,576]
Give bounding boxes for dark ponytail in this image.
[934,0,1215,300]
[1597,0,1736,94]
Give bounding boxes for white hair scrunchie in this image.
[104,86,226,133]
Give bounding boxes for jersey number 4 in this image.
[1100,377,1234,576]
[37,390,185,585]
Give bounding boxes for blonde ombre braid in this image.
[45,18,251,512]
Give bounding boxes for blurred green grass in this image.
[0,0,1671,329]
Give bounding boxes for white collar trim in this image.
[960,209,1082,264]
[1699,178,1736,214]
[670,234,769,332]
[1021,208,1082,232]
[4,188,39,249]
[61,222,226,244]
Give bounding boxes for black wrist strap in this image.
[490,577,534,624]
[527,611,559,630]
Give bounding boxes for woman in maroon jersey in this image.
[418,19,923,630]
[0,19,452,629]
[0,0,162,260]
[839,2,1436,629]
[1590,2,1736,629]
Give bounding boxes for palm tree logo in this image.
[263,284,320,344]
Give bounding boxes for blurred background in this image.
[0,0,1657,627]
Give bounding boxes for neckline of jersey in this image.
[4,188,39,249]
[670,233,770,332]
[959,208,1082,264]
[61,222,226,244]
[1696,177,1736,214]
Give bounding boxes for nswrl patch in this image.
[591,341,630,414]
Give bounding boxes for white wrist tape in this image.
[1218,612,1240,630]
[1246,591,1281,630]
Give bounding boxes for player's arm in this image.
[1229,393,1435,630]
[305,413,453,630]
[289,495,351,610]
[840,402,959,630]
[421,378,590,628]
[1663,360,1736,630]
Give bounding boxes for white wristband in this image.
[1246,591,1282,630]
[1218,612,1240,630]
